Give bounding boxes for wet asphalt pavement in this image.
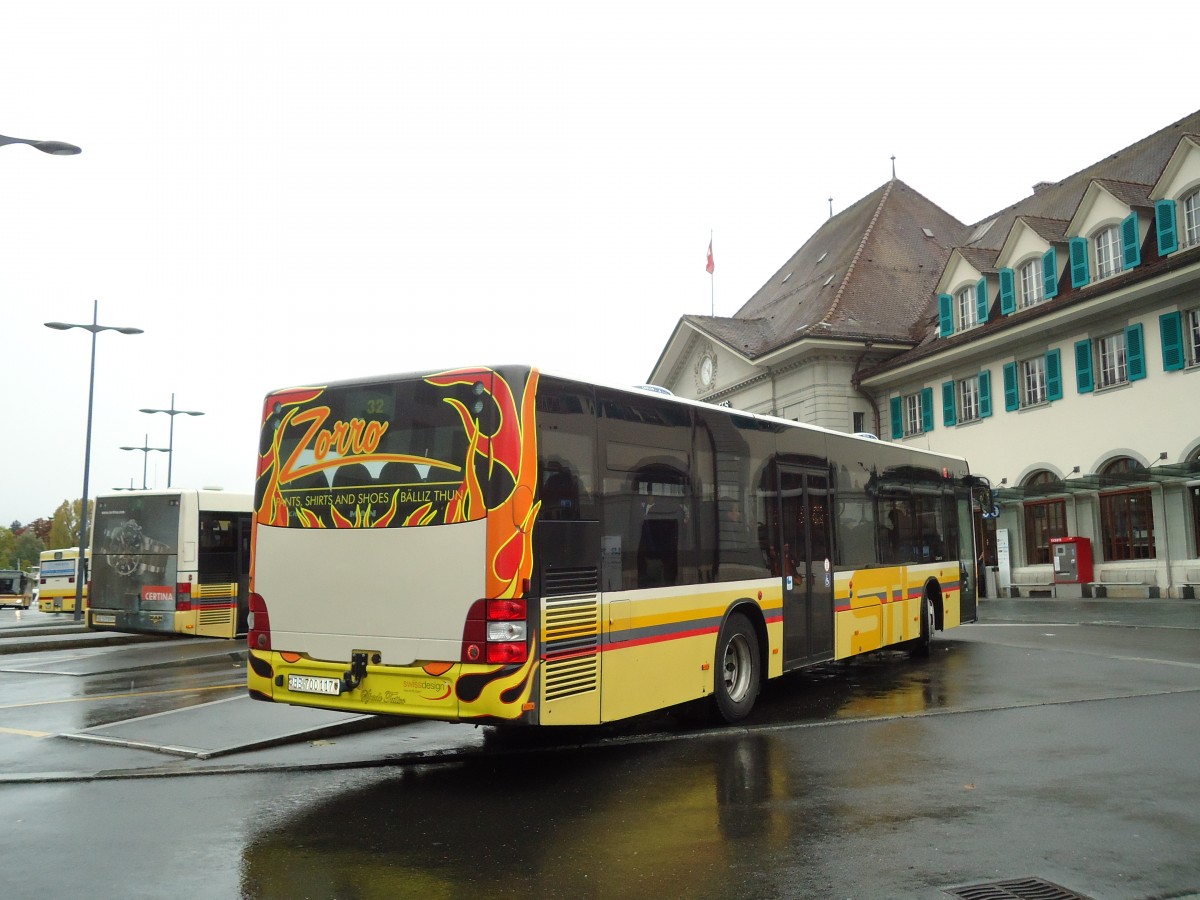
[1,598,1197,899]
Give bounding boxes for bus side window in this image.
[541,461,580,520]
[632,464,687,589]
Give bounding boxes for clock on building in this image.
[696,349,717,391]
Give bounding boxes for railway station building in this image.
[650,109,1200,599]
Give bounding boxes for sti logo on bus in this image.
[282,406,389,480]
[142,586,174,602]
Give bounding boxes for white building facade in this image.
[652,111,1200,599]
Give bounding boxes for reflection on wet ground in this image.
[238,644,980,898]
[234,620,1200,898]
[241,734,800,898]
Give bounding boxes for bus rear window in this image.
[260,373,511,529]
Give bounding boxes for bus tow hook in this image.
[341,651,370,693]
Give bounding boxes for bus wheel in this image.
[714,614,760,723]
[911,593,935,658]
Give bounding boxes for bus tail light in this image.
[248,592,272,651]
[462,598,528,664]
[175,582,192,612]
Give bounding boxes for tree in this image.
[28,517,53,543]
[48,500,88,550]
[0,527,14,569]
[11,530,45,571]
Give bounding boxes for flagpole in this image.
[708,230,714,316]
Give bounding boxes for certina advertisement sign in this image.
[93,494,182,611]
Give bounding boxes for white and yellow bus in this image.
[248,366,992,726]
[0,568,34,609]
[38,548,89,613]
[88,489,253,639]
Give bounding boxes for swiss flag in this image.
[706,238,714,274]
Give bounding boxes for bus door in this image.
[778,466,834,667]
[236,512,252,634]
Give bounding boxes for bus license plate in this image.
[288,675,342,696]
[93,614,116,625]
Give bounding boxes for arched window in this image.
[1022,470,1065,564]
[1183,189,1200,249]
[1018,258,1044,308]
[1099,457,1155,560]
[1094,225,1122,280]
[956,284,978,330]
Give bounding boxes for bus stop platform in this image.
[0,636,242,676]
[59,694,395,759]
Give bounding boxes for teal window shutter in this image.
[975,277,988,323]
[1074,340,1094,393]
[1003,362,1019,411]
[978,370,992,418]
[1042,248,1058,298]
[1069,237,1090,288]
[942,381,956,427]
[1046,349,1062,401]
[1160,311,1185,371]
[890,396,903,440]
[938,293,953,337]
[1121,213,1141,269]
[999,268,1016,315]
[921,387,934,433]
[1125,323,1146,381]
[1155,199,1178,255]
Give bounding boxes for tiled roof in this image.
[956,246,998,275]
[960,108,1200,252]
[676,108,1200,371]
[1016,216,1070,244]
[700,180,971,357]
[887,108,1200,361]
[1093,178,1154,209]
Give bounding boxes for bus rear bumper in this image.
[88,608,177,634]
[248,649,538,723]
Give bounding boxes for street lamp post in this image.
[0,133,82,155]
[140,394,204,488]
[120,434,170,490]
[45,302,143,620]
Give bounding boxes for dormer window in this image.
[1018,259,1044,308]
[956,285,978,329]
[1184,190,1200,249]
[1094,225,1122,280]
[937,280,987,338]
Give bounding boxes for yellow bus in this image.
[38,548,89,613]
[88,489,253,638]
[248,366,992,725]
[0,568,34,609]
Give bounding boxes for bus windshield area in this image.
[258,372,521,529]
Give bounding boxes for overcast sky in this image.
[3,1,1195,526]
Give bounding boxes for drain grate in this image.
[944,876,1095,900]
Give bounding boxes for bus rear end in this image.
[248,366,541,724]
[38,550,88,613]
[90,491,186,634]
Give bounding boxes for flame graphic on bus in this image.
[424,367,541,600]
[255,369,541,600]
[253,369,542,720]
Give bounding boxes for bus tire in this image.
[911,592,935,658]
[713,613,760,723]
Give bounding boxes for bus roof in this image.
[265,364,970,469]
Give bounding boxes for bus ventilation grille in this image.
[543,566,599,597]
[541,594,600,701]
[943,877,1095,900]
[198,608,233,626]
